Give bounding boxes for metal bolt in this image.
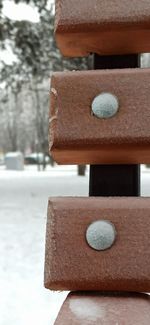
[91,92,119,119]
[86,220,116,251]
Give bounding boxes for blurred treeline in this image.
[0,0,90,157]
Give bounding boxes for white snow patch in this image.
[69,298,106,322]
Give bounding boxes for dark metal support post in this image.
[89,54,140,197]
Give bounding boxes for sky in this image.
[3,0,40,22]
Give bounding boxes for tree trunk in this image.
[77,165,86,176]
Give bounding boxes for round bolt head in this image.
[92,92,119,119]
[86,220,116,251]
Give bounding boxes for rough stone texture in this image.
[55,0,150,56]
[49,68,150,164]
[54,292,150,325]
[44,197,150,292]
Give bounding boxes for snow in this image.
[0,165,88,325]
[5,152,22,158]
[0,165,149,325]
[69,297,105,321]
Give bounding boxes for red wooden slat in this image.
[44,197,150,292]
[54,292,150,325]
[55,0,150,56]
[49,68,150,164]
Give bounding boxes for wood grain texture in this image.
[49,68,150,164]
[54,292,150,325]
[55,0,150,56]
[44,197,150,292]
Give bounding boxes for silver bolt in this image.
[86,220,116,251]
[91,92,119,119]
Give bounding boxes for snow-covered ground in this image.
[0,165,88,325]
[0,165,149,325]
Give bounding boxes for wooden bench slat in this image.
[55,0,150,56]
[50,68,150,164]
[44,197,150,292]
[54,292,150,325]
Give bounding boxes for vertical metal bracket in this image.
[89,54,140,197]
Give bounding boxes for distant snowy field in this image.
[0,165,149,325]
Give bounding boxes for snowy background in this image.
[0,165,150,325]
[0,165,89,325]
